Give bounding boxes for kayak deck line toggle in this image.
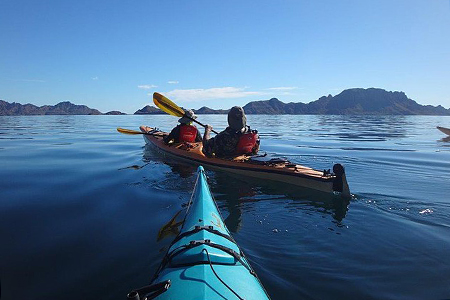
[170,225,237,246]
[164,239,242,266]
[127,280,171,300]
[190,239,211,245]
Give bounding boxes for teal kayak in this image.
[127,166,270,300]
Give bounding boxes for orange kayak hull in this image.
[140,126,350,196]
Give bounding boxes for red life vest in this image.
[236,132,258,154]
[179,125,198,143]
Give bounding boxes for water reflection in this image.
[209,172,256,233]
[315,115,411,141]
[164,161,197,178]
[441,136,450,143]
[142,146,197,178]
[141,145,351,235]
[118,163,150,170]
[156,210,184,241]
[245,114,419,147]
[211,172,350,225]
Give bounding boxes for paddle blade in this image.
[153,92,185,117]
[117,127,143,135]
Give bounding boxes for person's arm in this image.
[252,140,260,154]
[164,126,179,144]
[202,125,214,156]
[252,132,260,154]
[203,125,213,144]
[195,127,202,142]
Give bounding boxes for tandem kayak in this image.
[437,126,450,136]
[127,166,270,300]
[139,126,350,197]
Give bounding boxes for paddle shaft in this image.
[189,117,219,135]
[153,92,219,134]
[117,128,166,136]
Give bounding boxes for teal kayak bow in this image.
[128,166,270,300]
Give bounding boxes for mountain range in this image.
[138,88,449,115]
[0,100,125,115]
[242,88,450,115]
[1,88,449,116]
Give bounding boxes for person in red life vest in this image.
[202,106,260,158]
[164,109,202,144]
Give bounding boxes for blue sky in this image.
[1,0,449,114]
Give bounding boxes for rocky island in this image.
[134,88,450,115]
[1,88,449,116]
[0,100,126,115]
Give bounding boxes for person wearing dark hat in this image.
[164,109,202,144]
[202,106,260,158]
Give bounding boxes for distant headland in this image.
[0,100,126,116]
[1,88,449,116]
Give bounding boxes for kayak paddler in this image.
[164,109,202,144]
[202,106,260,157]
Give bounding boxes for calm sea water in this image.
[1,115,449,300]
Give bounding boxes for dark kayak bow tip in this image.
[437,126,450,136]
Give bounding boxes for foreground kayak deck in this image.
[140,126,350,196]
[128,166,270,300]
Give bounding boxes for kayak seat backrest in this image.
[170,245,238,266]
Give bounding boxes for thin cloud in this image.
[15,79,45,83]
[165,87,263,102]
[92,77,99,81]
[267,86,299,91]
[138,84,157,90]
[168,81,179,84]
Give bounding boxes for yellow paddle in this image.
[153,92,219,134]
[116,127,165,136]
